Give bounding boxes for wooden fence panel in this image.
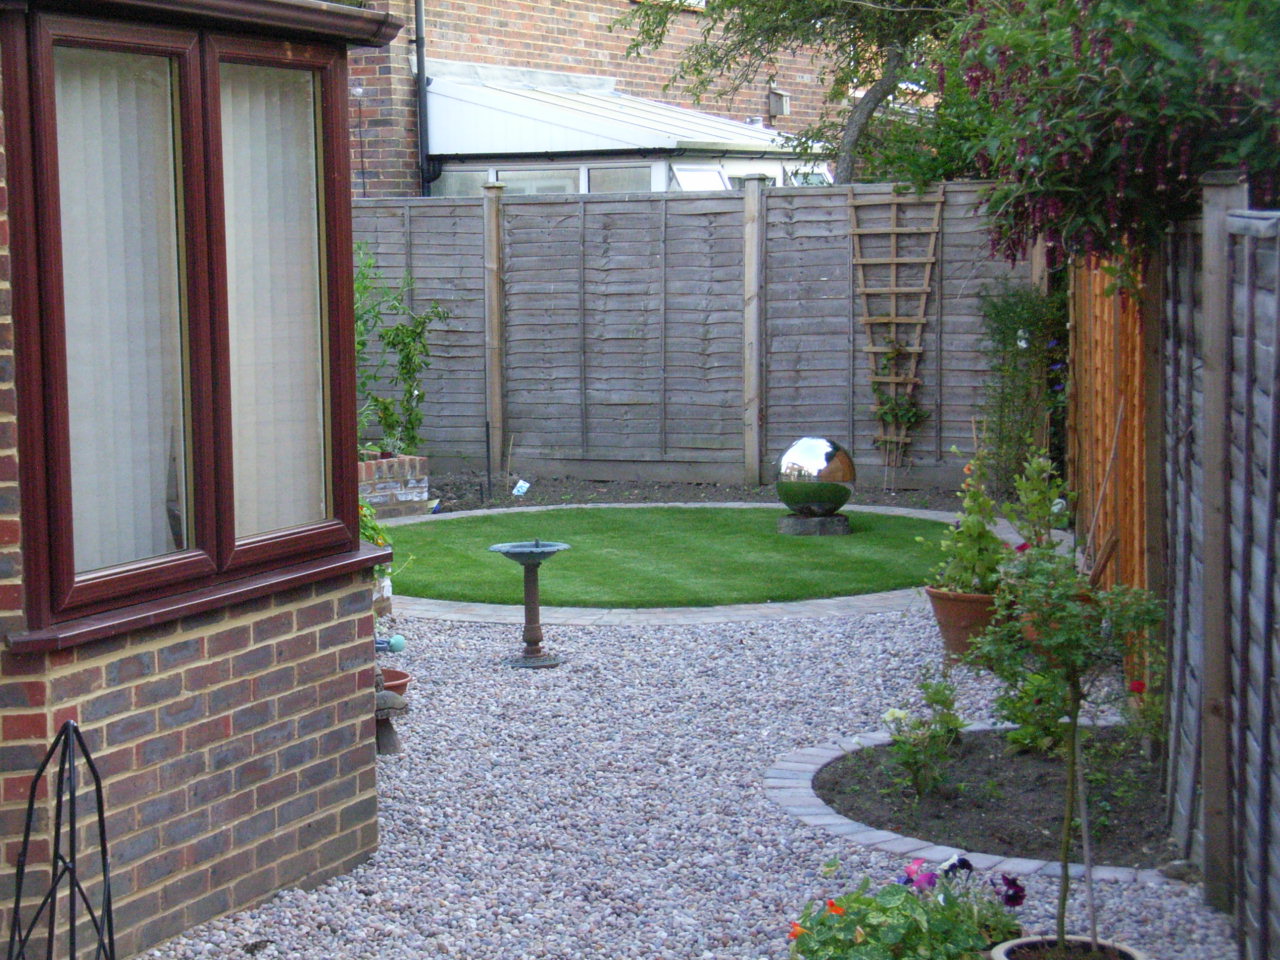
[1140,200,1280,960]
[356,185,1026,483]
[761,188,857,469]
[1224,217,1280,960]
[1067,258,1151,590]
[1163,226,1206,866]
[354,199,488,462]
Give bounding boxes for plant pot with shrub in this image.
[924,453,1007,660]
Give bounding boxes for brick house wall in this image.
[0,581,379,957]
[350,0,840,198]
[0,6,393,957]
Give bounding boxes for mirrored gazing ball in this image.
[775,437,856,516]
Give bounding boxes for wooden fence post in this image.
[742,174,767,486]
[483,182,506,471]
[1198,170,1248,912]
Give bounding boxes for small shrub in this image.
[880,677,964,800]
[790,856,1022,959]
[995,672,1071,754]
[354,243,443,455]
[978,283,1068,498]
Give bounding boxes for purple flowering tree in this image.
[931,0,1280,272]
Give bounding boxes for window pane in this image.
[55,47,190,574]
[497,168,579,195]
[587,166,650,194]
[433,169,489,197]
[221,63,327,539]
[671,166,728,191]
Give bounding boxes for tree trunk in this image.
[832,46,906,184]
[1057,682,1082,946]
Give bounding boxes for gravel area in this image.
[141,610,1235,960]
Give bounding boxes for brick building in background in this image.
[350,0,841,198]
[0,1,397,955]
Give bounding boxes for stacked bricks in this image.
[0,574,381,959]
[350,3,422,198]
[357,453,431,519]
[350,0,839,199]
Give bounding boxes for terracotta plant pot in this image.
[380,668,411,697]
[925,585,996,661]
[990,935,1149,960]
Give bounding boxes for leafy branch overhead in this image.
[616,0,959,182]
[931,0,1280,266]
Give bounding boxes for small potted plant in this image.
[970,459,1162,960]
[924,452,1008,660]
[789,855,1023,959]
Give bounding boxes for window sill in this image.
[6,541,392,654]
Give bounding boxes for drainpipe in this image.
[414,0,441,195]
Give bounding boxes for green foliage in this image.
[995,672,1071,754]
[930,0,1280,268]
[354,243,442,455]
[870,388,928,431]
[880,677,964,800]
[926,452,1006,594]
[967,455,1163,942]
[615,0,958,180]
[854,65,991,187]
[978,283,1069,495]
[998,449,1072,549]
[789,874,1014,960]
[358,496,391,577]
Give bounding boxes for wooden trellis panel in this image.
[851,192,945,467]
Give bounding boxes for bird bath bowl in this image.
[488,539,571,668]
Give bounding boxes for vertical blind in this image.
[55,47,189,574]
[220,62,328,539]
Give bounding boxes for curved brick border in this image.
[764,722,1172,884]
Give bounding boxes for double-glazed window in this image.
[14,15,358,626]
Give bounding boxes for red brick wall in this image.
[351,0,839,198]
[358,453,431,519]
[0,576,380,959]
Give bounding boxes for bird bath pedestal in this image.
[488,539,570,668]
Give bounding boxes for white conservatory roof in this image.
[423,60,791,158]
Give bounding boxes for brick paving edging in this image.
[764,721,1173,884]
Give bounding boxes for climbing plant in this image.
[353,243,443,456]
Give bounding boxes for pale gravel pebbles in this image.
[141,610,1235,960]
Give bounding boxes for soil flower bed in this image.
[813,727,1168,869]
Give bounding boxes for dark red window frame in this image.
[1,5,373,641]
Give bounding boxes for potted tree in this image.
[924,453,1008,660]
[970,460,1162,960]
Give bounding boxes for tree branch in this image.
[832,45,907,183]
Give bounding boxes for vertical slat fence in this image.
[353,183,1028,485]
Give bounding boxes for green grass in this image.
[388,507,945,608]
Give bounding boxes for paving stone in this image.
[987,857,1048,876]
[909,845,966,863]
[872,836,934,855]
[1087,866,1137,883]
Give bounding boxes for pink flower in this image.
[1129,680,1147,695]
[913,871,939,890]
[1015,542,1031,553]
